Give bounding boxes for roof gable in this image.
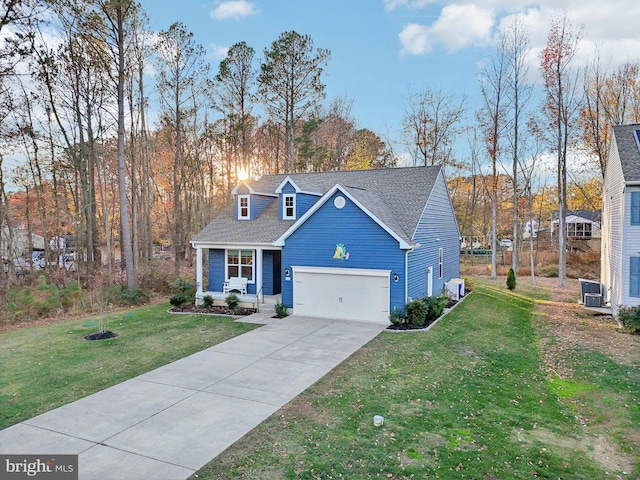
[274,176,322,196]
[613,124,640,183]
[274,184,413,250]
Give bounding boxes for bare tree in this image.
[505,16,532,275]
[581,59,640,178]
[402,86,466,173]
[477,34,508,280]
[540,11,583,288]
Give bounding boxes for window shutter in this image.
[632,193,640,225]
[630,257,640,297]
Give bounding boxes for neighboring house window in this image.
[632,192,640,225]
[438,248,443,279]
[566,222,592,239]
[227,249,254,281]
[283,194,296,220]
[238,195,250,219]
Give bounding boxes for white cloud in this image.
[399,23,431,55]
[395,0,640,74]
[208,43,229,59]
[210,1,260,21]
[399,3,494,55]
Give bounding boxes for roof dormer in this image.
[275,176,322,221]
[232,180,277,221]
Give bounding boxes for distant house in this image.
[523,219,538,239]
[550,210,601,240]
[601,124,640,313]
[0,226,44,258]
[191,166,461,324]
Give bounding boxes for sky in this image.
[137,0,640,146]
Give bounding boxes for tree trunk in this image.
[116,4,137,290]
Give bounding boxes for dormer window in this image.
[238,195,250,220]
[283,194,296,220]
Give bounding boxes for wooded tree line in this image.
[0,0,394,292]
[1,2,639,294]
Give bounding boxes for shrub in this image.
[389,307,405,325]
[169,294,188,307]
[507,267,516,291]
[225,293,240,311]
[460,276,474,292]
[115,287,149,306]
[5,276,64,320]
[60,280,84,309]
[405,299,428,327]
[274,301,289,317]
[202,294,214,308]
[169,277,196,303]
[538,263,558,278]
[424,294,447,324]
[616,306,640,333]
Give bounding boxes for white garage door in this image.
[292,266,390,323]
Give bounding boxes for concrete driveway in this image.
[0,313,386,480]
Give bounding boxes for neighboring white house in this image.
[523,219,538,239]
[601,124,640,314]
[0,226,44,258]
[550,210,601,240]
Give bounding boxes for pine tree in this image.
[507,267,516,291]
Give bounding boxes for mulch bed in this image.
[84,331,118,341]
[169,304,257,316]
[386,297,461,331]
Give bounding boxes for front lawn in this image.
[0,303,258,430]
[193,279,639,479]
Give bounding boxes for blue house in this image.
[190,166,461,323]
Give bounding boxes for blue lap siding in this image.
[281,191,406,312]
[208,249,225,292]
[407,172,460,299]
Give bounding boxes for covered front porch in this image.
[198,291,282,312]
[192,242,282,307]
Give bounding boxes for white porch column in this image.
[256,248,263,300]
[195,247,204,305]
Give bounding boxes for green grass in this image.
[0,303,258,429]
[193,281,639,480]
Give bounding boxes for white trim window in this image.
[238,195,250,219]
[283,194,296,219]
[226,249,254,281]
[439,248,443,279]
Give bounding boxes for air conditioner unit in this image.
[445,278,465,301]
[584,293,602,308]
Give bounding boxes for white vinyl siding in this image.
[601,134,625,312]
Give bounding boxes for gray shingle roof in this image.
[614,124,640,182]
[192,166,442,245]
